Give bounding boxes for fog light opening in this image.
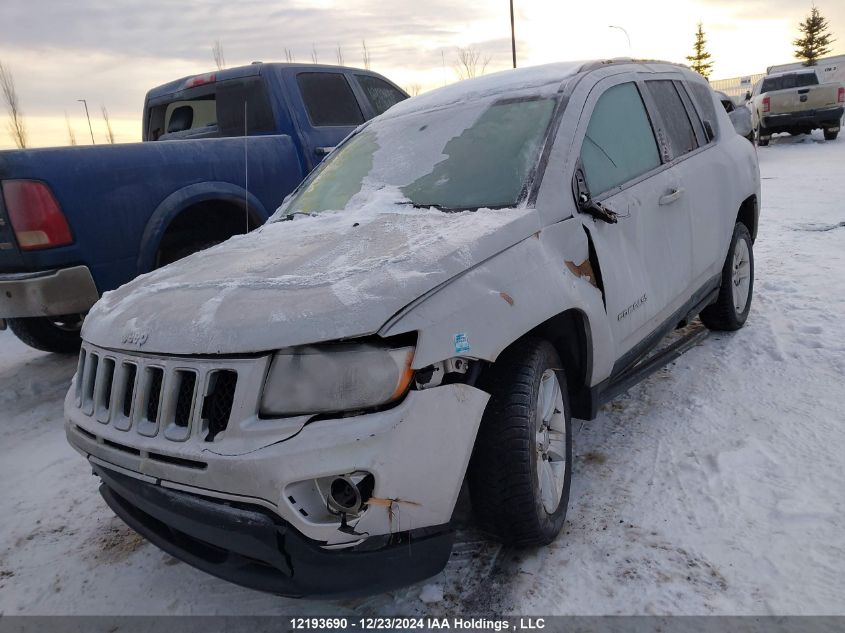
[327,473,375,517]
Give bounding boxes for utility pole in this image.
[509,0,517,68]
[608,25,632,56]
[78,99,95,144]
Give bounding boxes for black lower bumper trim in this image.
[95,465,454,598]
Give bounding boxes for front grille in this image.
[74,344,245,444]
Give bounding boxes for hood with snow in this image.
[83,202,539,355]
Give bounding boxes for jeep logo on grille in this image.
[122,330,149,346]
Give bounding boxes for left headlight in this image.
[260,342,415,416]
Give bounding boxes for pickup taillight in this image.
[1,180,73,250]
[762,96,770,113]
[838,87,844,103]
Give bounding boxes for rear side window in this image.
[216,77,276,137]
[580,82,661,196]
[146,76,274,140]
[761,73,818,92]
[297,73,365,127]
[355,75,407,115]
[646,80,699,159]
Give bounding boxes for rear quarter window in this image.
[297,73,365,127]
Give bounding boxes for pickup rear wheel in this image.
[469,337,572,546]
[700,222,754,331]
[6,315,83,354]
[824,129,839,141]
[755,125,770,146]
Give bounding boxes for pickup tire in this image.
[469,337,572,547]
[755,125,770,147]
[7,315,83,354]
[701,223,754,331]
[824,129,839,141]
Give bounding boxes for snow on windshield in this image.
[275,95,557,215]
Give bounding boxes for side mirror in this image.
[702,120,715,142]
[745,91,752,101]
[728,108,753,139]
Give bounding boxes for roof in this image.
[381,58,692,120]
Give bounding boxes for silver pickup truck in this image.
[747,69,844,145]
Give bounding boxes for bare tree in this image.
[212,39,226,70]
[361,39,371,70]
[454,47,490,80]
[284,48,295,63]
[0,60,27,149]
[101,105,115,144]
[65,110,77,146]
[311,44,319,64]
[406,83,422,96]
[335,45,344,66]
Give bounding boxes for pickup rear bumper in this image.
[762,105,844,132]
[0,265,99,318]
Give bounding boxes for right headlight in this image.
[260,342,415,417]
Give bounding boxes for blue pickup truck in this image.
[0,63,407,353]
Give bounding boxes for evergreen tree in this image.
[686,23,713,78]
[794,5,835,66]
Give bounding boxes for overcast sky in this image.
[1,0,843,149]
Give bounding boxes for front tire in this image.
[700,222,754,331]
[7,315,83,354]
[824,128,839,141]
[469,337,572,547]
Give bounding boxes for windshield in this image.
[279,96,557,215]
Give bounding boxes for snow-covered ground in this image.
[1,131,844,616]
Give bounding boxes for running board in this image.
[598,326,710,405]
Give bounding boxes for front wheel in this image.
[7,315,83,354]
[469,337,572,547]
[824,128,839,141]
[700,223,754,331]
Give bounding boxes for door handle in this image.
[315,146,335,156]
[659,188,685,206]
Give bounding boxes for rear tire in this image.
[700,223,754,332]
[469,337,572,547]
[755,125,770,146]
[7,315,83,354]
[824,129,839,141]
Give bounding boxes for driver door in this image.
[574,77,694,360]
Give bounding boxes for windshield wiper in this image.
[278,211,314,222]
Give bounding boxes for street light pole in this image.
[77,99,95,144]
[608,25,632,56]
[509,0,517,68]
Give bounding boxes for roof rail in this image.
[577,58,690,73]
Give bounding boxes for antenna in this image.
[244,100,249,233]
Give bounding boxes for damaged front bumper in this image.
[65,342,490,595]
[96,464,454,598]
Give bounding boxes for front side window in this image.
[688,81,719,126]
[646,80,699,159]
[278,96,557,215]
[580,82,661,197]
[297,73,365,127]
[356,75,407,115]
